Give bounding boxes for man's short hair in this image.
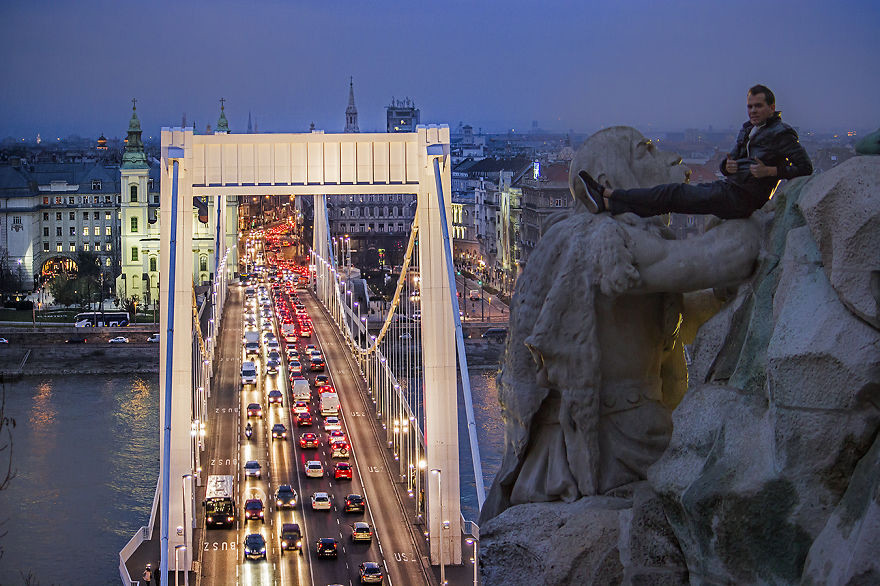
[748,84,775,107]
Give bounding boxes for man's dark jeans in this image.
[610,180,762,219]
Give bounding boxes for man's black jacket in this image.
[719,112,813,199]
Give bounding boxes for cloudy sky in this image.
[1,0,877,139]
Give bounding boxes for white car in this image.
[109,336,129,344]
[323,417,342,432]
[146,333,160,343]
[305,460,324,478]
[244,460,262,478]
[311,492,331,510]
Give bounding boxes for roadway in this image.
[196,276,429,585]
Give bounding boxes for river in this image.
[0,369,503,584]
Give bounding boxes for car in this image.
[244,498,265,522]
[304,344,317,354]
[244,460,262,478]
[266,338,280,351]
[267,389,283,405]
[275,484,297,509]
[271,423,287,439]
[334,461,353,480]
[344,494,365,513]
[359,561,384,583]
[286,347,300,360]
[331,441,350,459]
[293,401,310,414]
[247,403,262,418]
[108,336,129,344]
[288,361,302,375]
[352,521,373,542]
[311,491,331,510]
[318,384,336,395]
[314,375,331,388]
[244,533,267,560]
[299,432,319,448]
[146,333,160,343]
[266,357,281,374]
[309,356,326,371]
[315,537,338,558]
[280,523,303,554]
[324,416,342,431]
[328,430,346,442]
[296,411,313,426]
[305,460,323,478]
[65,337,87,343]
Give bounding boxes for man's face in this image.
[747,92,775,125]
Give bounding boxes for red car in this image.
[299,432,319,448]
[296,411,313,427]
[244,498,265,522]
[334,462,353,480]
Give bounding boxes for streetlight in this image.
[181,473,193,586]
[174,544,186,586]
[431,468,445,585]
[466,537,479,586]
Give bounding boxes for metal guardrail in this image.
[118,525,149,586]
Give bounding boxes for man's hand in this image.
[750,158,776,178]
[724,156,738,174]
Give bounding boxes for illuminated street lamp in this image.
[466,537,480,586]
[174,544,186,586]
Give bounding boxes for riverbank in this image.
[0,326,160,377]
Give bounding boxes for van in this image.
[280,523,302,554]
[241,361,258,386]
[320,392,340,416]
[291,378,311,402]
[481,327,508,342]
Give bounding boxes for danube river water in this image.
[0,370,503,585]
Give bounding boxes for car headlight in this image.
[296,540,302,547]
[281,540,287,547]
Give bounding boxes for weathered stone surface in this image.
[802,432,880,585]
[480,483,687,586]
[799,156,880,328]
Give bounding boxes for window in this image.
[131,247,138,262]
[93,212,99,220]
[68,196,75,205]
[56,227,62,237]
[56,212,61,221]
[105,212,111,220]
[105,258,111,267]
[56,243,63,252]
[69,212,75,220]
[131,217,138,233]
[200,256,208,272]
[69,242,75,252]
[106,243,112,251]
[83,227,90,236]
[43,227,49,237]
[150,257,157,272]
[55,196,62,204]
[43,212,49,221]
[153,195,159,204]
[69,226,76,236]
[148,178,154,190]
[92,179,102,190]
[83,212,88,220]
[43,196,49,205]
[105,226,111,236]
[105,195,112,204]
[12,216,21,225]
[130,185,138,202]
[687,215,696,227]
[83,243,90,251]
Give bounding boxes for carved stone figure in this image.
[480,127,762,523]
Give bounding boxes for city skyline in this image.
[1,0,878,139]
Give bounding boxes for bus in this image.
[204,474,235,528]
[74,311,130,327]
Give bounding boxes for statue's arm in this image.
[628,218,761,294]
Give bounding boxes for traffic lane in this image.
[200,287,245,586]
[305,295,426,585]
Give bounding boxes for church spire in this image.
[344,77,359,133]
[215,98,230,134]
[121,98,149,170]
[247,111,253,133]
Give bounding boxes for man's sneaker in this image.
[575,170,606,214]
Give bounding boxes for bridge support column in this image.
[313,194,330,301]
[158,127,194,574]
[417,125,462,566]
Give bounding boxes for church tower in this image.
[215,98,230,134]
[118,98,151,302]
[344,77,359,133]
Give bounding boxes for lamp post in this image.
[174,544,186,586]
[181,473,193,586]
[466,537,479,586]
[431,468,445,585]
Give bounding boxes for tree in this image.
[47,275,77,307]
[121,295,140,321]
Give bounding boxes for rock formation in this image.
[480,130,880,585]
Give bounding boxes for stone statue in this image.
[480,127,763,523]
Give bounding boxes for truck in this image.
[281,322,298,343]
[204,474,235,528]
[320,392,340,416]
[243,331,260,356]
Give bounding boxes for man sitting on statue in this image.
[575,84,813,219]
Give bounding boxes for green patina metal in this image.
[121,98,149,170]
[215,98,230,133]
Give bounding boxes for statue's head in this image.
[569,126,690,203]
